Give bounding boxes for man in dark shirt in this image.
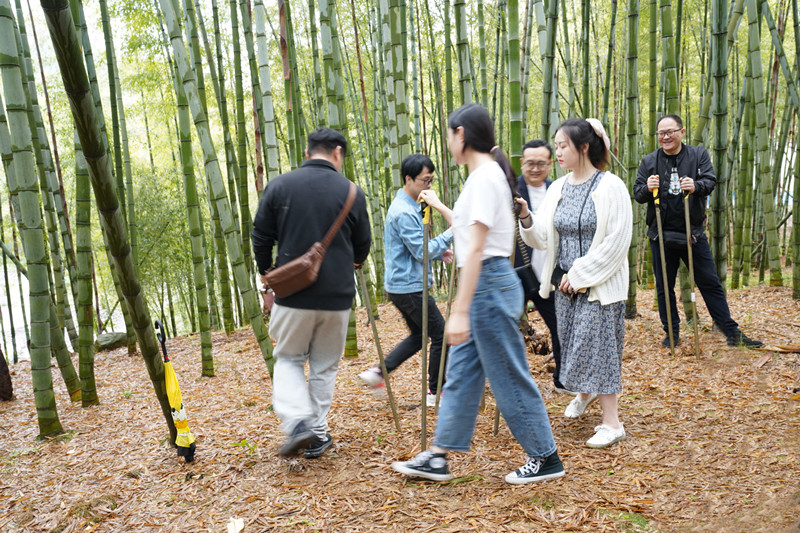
[633,114,761,349]
[252,128,372,458]
[513,140,564,391]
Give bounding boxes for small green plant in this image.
[447,474,483,486]
[122,390,133,398]
[599,509,652,532]
[242,399,257,407]
[376,434,385,445]
[527,496,555,510]
[230,438,258,455]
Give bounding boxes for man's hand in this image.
[441,249,454,264]
[514,197,530,218]
[647,174,660,191]
[259,273,274,312]
[261,288,275,313]
[680,177,695,193]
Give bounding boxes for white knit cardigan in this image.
[519,171,633,305]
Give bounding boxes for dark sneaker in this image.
[392,450,452,482]
[304,433,333,459]
[662,335,680,348]
[727,331,763,348]
[505,451,565,484]
[278,420,315,457]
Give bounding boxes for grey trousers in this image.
[269,304,350,438]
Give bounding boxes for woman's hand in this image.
[558,273,587,295]
[419,189,454,225]
[558,275,575,294]
[419,189,443,210]
[445,310,471,346]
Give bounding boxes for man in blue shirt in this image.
[359,155,453,407]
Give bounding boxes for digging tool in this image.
[355,267,402,432]
[653,188,676,355]
[683,190,701,357]
[420,202,431,449]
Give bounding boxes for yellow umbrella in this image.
[155,321,196,463]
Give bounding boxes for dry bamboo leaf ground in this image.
[1,283,799,532]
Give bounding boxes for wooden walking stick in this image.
[420,202,431,449]
[356,267,402,432]
[653,188,676,355]
[683,191,701,357]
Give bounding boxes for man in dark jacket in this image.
[252,128,372,459]
[633,114,761,348]
[513,140,564,390]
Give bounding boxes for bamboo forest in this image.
[0,0,799,530]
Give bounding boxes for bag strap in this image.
[320,181,358,250]
[577,170,602,257]
[514,214,532,267]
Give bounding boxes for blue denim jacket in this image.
[384,189,453,294]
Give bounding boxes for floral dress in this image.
[553,176,625,394]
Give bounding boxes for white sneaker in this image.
[564,393,598,418]
[358,368,384,387]
[426,391,442,408]
[586,423,627,448]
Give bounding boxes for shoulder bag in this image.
[265,182,357,298]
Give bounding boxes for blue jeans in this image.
[433,257,557,459]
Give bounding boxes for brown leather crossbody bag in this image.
[265,182,357,298]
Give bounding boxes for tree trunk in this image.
[41,0,177,442]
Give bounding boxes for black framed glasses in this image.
[656,129,682,139]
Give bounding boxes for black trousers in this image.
[525,288,563,389]
[384,291,448,394]
[650,233,738,338]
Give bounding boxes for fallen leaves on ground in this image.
[1,283,798,532]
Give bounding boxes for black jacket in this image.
[513,175,552,277]
[633,143,716,239]
[251,159,372,310]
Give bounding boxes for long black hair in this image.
[448,103,518,197]
[555,118,609,171]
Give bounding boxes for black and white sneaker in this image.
[727,331,763,348]
[504,451,565,484]
[392,450,453,481]
[278,420,315,457]
[304,433,333,459]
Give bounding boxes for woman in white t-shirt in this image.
[391,104,564,485]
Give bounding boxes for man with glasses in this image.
[514,140,565,392]
[358,154,454,406]
[634,114,762,348]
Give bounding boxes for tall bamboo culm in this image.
[1,0,62,435]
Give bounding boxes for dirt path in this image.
[1,284,798,532]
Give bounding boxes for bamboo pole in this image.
[356,268,402,432]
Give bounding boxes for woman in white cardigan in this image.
[518,118,632,448]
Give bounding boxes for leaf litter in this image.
[0,283,798,532]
